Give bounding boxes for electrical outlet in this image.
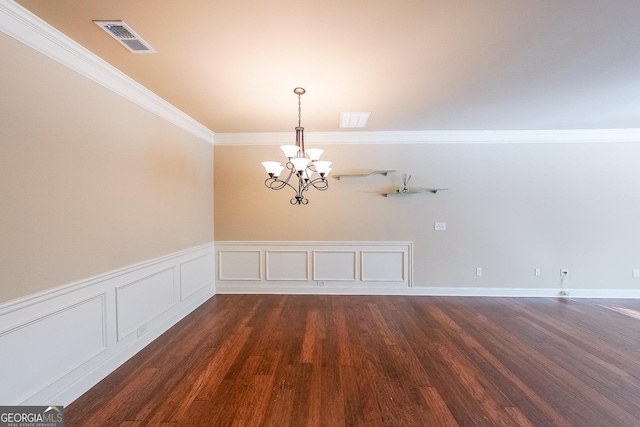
[476,267,483,276]
[534,268,541,276]
[633,269,640,278]
[317,281,325,287]
[560,269,569,277]
[434,222,447,231]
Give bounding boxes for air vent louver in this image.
[340,112,371,128]
[94,20,156,53]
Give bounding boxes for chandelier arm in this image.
[302,177,329,192]
[264,177,291,191]
[264,162,296,190]
[265,175,302,192]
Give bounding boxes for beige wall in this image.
[215,141,640,291]
[0,34,213,303]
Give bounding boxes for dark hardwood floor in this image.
[65,295,640,426]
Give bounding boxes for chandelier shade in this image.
[305,148,324,161]
[290,157,311,172]
[261,88,331,205]
[314,161,332,175]
[280,145,300,158]
[261,161,285,178]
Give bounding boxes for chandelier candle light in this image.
[261,88,332,205]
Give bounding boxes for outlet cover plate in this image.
[434,222,446,231]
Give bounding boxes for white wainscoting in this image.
[216,241,413,294]
[0,243,215,406]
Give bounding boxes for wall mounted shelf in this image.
[333,170,448,196]
[382,188,448,196]
[333,170,396,180]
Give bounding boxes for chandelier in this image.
[261,87,332,205]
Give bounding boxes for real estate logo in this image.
[0,406,63,427]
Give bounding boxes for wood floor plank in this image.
[503,406,535,427]
[64,295,640,426]
[340,364,382,425]
[418,386,460,427]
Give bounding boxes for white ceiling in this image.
[14,0,640,134]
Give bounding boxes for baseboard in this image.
[0,243,215,406]
[216,284,640,299]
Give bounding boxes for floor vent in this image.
[94,20,156,53]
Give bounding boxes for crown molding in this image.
[0,1,214,145]
[213,128,640,146]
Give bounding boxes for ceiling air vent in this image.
[94,20,156,53]
[340,112,371,128]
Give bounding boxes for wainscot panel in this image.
[0,243,214,406]
[218,250,261,281]
[361,251,406,282]
[215,242,413,294]
[116,268,176,341]
[266,250,309,281]
[313,251,357,281]
[180,253,216,300]
[0,295,106,404]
